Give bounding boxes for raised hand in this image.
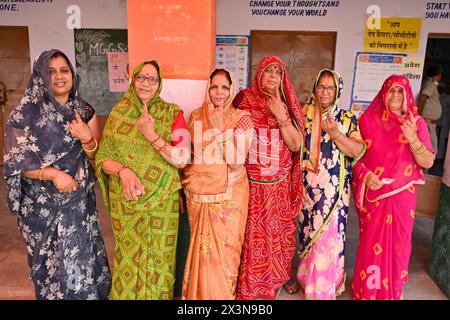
[69,111,92,143]
[136,103,157,140]
[118,167,146,201]
[207,102,225,132]
[52,170,78,193]
[323,111,341,139]
[401,111,419,144]
[268,87,287,121]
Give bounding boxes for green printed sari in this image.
[96,61,182,299]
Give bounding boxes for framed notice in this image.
[216,35,250,91]
[364,17,422,54]
[350,52,406,118]
[107,52,129,92]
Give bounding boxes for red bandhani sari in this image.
[352,75,434,300]
[233,56,304,300]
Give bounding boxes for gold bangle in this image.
[409,141,426,154]
[82,137,98,152]
[416,144,426,154]
[38,167,45,180]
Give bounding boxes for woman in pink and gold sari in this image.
[181,69,254,299]
[352,75,435,300]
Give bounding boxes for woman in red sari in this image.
[233,56,304,300]
[352,75,435,300]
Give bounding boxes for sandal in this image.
[283,279,299,294]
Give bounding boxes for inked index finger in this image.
[409,111,417,125]
[142,103,149,116]
[274,86,281,101]
[207,102,215,114]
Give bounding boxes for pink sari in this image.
[352,75,434,300]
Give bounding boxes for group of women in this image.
[3,49,435,300]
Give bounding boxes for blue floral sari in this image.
[297,69,364,299]
[3,49,111,300]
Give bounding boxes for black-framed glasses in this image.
[135,74,159,85]
[316,85,336,93]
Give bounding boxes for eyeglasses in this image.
[316,85,336,93]
[135,74,159,85]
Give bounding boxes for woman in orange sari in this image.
[181,69,254,299]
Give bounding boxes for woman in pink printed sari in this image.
[352,75,435,300]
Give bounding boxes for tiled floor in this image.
[0,177,447,300]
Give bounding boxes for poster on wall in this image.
[74,29,128,115]
[107,52,129,92]
[350,52,405,118]
[216,35,250,91]
[350,52,425,118]
[363,17,422,54]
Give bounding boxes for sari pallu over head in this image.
[3,49,95,213]
[353,75,434,209]
[95,60,182,213]
[233,55,305,214]
[303,69,346,174]
[181,68,250,196]
[299,69,358,258]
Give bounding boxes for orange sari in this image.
[181,69,253,299]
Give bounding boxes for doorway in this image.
[249,30,336,104]
[423,34,450,177]
[0,26,31,165]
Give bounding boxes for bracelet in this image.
[82,137,98,152]
[410,142,426,154]
[150,135,161,145]
[331,132,342,141]
[116,165,128,177]
[81,136,94,145]
[278,118,292,128]
[409,139,421,150]
[158,141,168,152]
[38,167,45,180]
[416,145,426,154]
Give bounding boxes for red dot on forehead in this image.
[215,70,227,76]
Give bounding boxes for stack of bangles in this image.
[81,136,98,152]
[409,140,426,154]
[278,118,291,128]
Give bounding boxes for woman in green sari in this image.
[96,60,189,299]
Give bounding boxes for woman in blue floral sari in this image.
[296,69,365,299]
[3,49,111,300]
